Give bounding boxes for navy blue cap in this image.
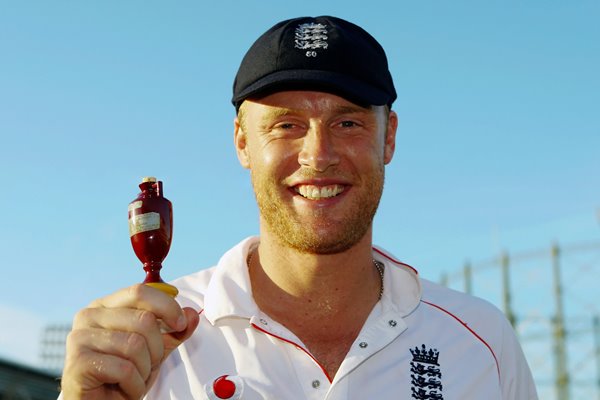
[232,16,397,110]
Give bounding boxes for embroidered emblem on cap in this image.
[206,375,244,400]
[294,22,328,57]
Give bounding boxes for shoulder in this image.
[418,280,538,398]
[418,278,513,351]
[419,278,508,325]
[417,278,529,374]
[418,278,515,359]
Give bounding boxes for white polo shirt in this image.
[146,237,538,399]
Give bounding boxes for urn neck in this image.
[138,180,164,197]
[143,262,164,284]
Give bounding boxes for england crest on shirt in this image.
[410,344,444,399]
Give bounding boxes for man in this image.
[60,16,538,399]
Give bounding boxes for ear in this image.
[383,110,398,164]
[234,117,251,169]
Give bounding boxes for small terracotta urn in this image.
[128,177,178,297]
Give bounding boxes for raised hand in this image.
[60,284,199,399]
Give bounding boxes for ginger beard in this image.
[251,166,385,255]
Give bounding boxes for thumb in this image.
[162,307,200,356]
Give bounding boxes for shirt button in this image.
[389,320,397,327]
[312,380,321,389]
[359,342,368,348]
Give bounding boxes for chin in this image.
[280,224,371,255]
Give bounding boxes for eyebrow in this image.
[260,104,372,125]
[260,107,296,124]
[333,105,372,115]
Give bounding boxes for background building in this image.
[0,358,59,400]
[39,325,70,374]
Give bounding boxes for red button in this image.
[213,375,236,399]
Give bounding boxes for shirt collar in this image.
[203,237,422,325]
[203,237,260,324]
[373,245,422,317]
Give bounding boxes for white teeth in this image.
[296,185,344,200]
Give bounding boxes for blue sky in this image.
[1,1,599,391]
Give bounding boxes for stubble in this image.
[251,167,385,255]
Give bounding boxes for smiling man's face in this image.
[235,91,397,254]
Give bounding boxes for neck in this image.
[249,226,383,379]
[249,226,381,317]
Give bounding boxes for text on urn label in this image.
[129,212,160,237]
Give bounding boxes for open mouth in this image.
[294,184,346,200]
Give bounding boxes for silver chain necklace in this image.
[373,260,385,300]
[246,250,384,300]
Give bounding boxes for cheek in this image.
[344,138,385,165]
[250,141,299,176]
[270,139,303,162]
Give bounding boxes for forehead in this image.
[240,90,381,119]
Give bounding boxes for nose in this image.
[297,124,340,172]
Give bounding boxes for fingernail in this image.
[176,314,187,331]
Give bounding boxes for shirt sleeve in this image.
[498,317,539,400]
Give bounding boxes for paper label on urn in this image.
[129,212,160,237]
[128,200,143,212]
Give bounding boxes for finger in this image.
[162,307,200,356]
[65,351,146,400]
[86,352,146,400]
[90,284,186,332]
[67,327,153,383]
[73,307,164,367]
[136,307,201,392]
